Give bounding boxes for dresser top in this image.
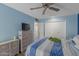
[0,39,18,45]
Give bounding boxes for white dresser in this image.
[0,39,19,56]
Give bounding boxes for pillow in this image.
[49,37,61,42]
[73,35,79,47]
[74,45,79,50]
[71,40,76,45]
[67,40,76,45]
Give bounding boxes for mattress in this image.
[25,37,78,56]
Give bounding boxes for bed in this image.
[25,37,79,56]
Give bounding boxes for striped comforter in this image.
[25,37,64,56]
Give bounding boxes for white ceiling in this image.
[4,3,79,19]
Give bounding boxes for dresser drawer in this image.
[0,43,9,56]
[11,48,19,55]
[11,40,19,49]
[0,44,9,51]
[0,52,9,56]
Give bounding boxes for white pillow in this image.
[75,45,79,50]
[73,35,79,47]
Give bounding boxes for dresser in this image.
[0,39,19,56]
[19,30,33,53]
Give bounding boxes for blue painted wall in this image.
[39,14,78,39]
[0,4,35,42]
[66,14,78,39]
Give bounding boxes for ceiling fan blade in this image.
[42,3,54,6]
[42,7,47,15]
[30,6,43,10]
[47,3,55,5]
[49,7,60,12]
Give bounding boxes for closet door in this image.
[34,23,39,40]
[38,23,45,38]
[45,21,66,39]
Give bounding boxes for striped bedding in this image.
[25,37,79,56]
[25,37,64,56]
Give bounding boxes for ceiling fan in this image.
[30,3,60,15]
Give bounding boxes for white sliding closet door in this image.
[34,23,39,40]
[34,23,45,40]
[38,23,45,38]
[45,21,66,39]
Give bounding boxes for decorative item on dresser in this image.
[18,23,33,53]
[0,39,19,56]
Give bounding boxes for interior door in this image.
[34,23,39,40]
[45,21,66,39]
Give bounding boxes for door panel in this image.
[45,21,66,39]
